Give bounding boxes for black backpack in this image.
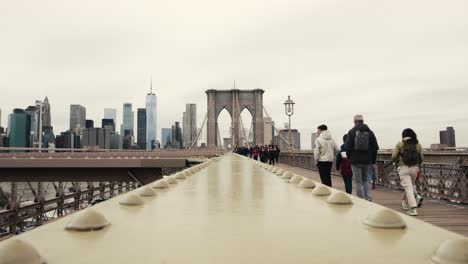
[400,142,420,166]
[354,130,370,151]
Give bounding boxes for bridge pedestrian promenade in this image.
[0,154,466,264]
[275,163,468,237]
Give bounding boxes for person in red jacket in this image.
[336,134,353,194]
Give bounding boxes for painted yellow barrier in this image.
[0,154,466,264]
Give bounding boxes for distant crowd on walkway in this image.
[234,143,280,165]
[312,114,424,216]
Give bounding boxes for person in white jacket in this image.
[314,125,340,187]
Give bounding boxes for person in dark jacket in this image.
[336,134,353,194]
[345,114,379,201]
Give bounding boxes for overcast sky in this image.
[1,0,467,149]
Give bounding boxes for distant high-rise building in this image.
[161,128,172,149]
[7,109,31,150]
[42,96,51,128]
[171,122,183,149]
[85,119,94,128]
[55,131,80,149]
[41,97,54,148]
[264,117,273,144]
[183,104,197,148]
[440,127,456,147]
[70,105,86,134]
[137,108,147,149]
[110,133,123,149]
[82,128,111,149]
[122,103,134,137]
[311,132,318,150]
[146,81,157,150]
[101,118,115,133]
[274,129,301,151]
[104,108,117,125]
[25,106,39,147]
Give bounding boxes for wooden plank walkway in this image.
[276,163,468,237]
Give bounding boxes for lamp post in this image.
[284,95,295,152]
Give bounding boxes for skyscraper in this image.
[161,128,172,149]
[42,96,51,128]
[146,80,157,150]
[104,108,117,126]
[42,97,55,148]
[137,108,147,149]
[440,127,456,147]
[263,117,273,144]
[25,106,39,147]
[101,118,115,133]
[171,122,183,149]
[122,103,134,137]
[183,103,197,148]
[8,109,31,149]
[85,120,94,128]
[70,105,86,134]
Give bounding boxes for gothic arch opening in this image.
[217,108,232,149]
[240,108,253,146]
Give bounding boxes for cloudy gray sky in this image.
[1,0,467,149]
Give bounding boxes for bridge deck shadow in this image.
[276,163,468,237]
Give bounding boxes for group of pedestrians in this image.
[313,114,424,216]
[234,142,280,165]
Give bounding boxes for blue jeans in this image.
[352,164,372,201]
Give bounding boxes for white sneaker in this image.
[401,199,409,210]
[406,208,418,216]
[416,195,424,208]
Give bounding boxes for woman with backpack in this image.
[391,128,424,216]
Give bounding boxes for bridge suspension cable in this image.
[262,105,292,150]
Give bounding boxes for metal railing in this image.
[0,181,139,238]
[279,152,468,203]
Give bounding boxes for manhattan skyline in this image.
[1,0,467,148]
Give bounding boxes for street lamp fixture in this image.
[284,95,295,152]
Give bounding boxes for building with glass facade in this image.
[122,103,134,137]
[70,104,86,135]
[8,109,31,149]
[146,90,157,150]
[161,128,172,149]
[137,108,147,149]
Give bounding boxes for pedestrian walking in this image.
[268,141,276,165]
[336,134,353,194]
[274,145,280,163]
[345,115,379,201]
[314,125,339,187]
[391,128,424,216]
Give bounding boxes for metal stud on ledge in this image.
[298,179,316,188]
[431,238,468,264]
[327,192,353,205]
[276,169,285,176]
[289,175,304,184]
[174,173,186,179]
[152,180,169,189]
[65,208,110,231]
[139,186,157,197]
[119,194,144,206]
[164,176,178,184]
[0,239,46,264]
[311,185,332,196]
[363,208,406,229]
